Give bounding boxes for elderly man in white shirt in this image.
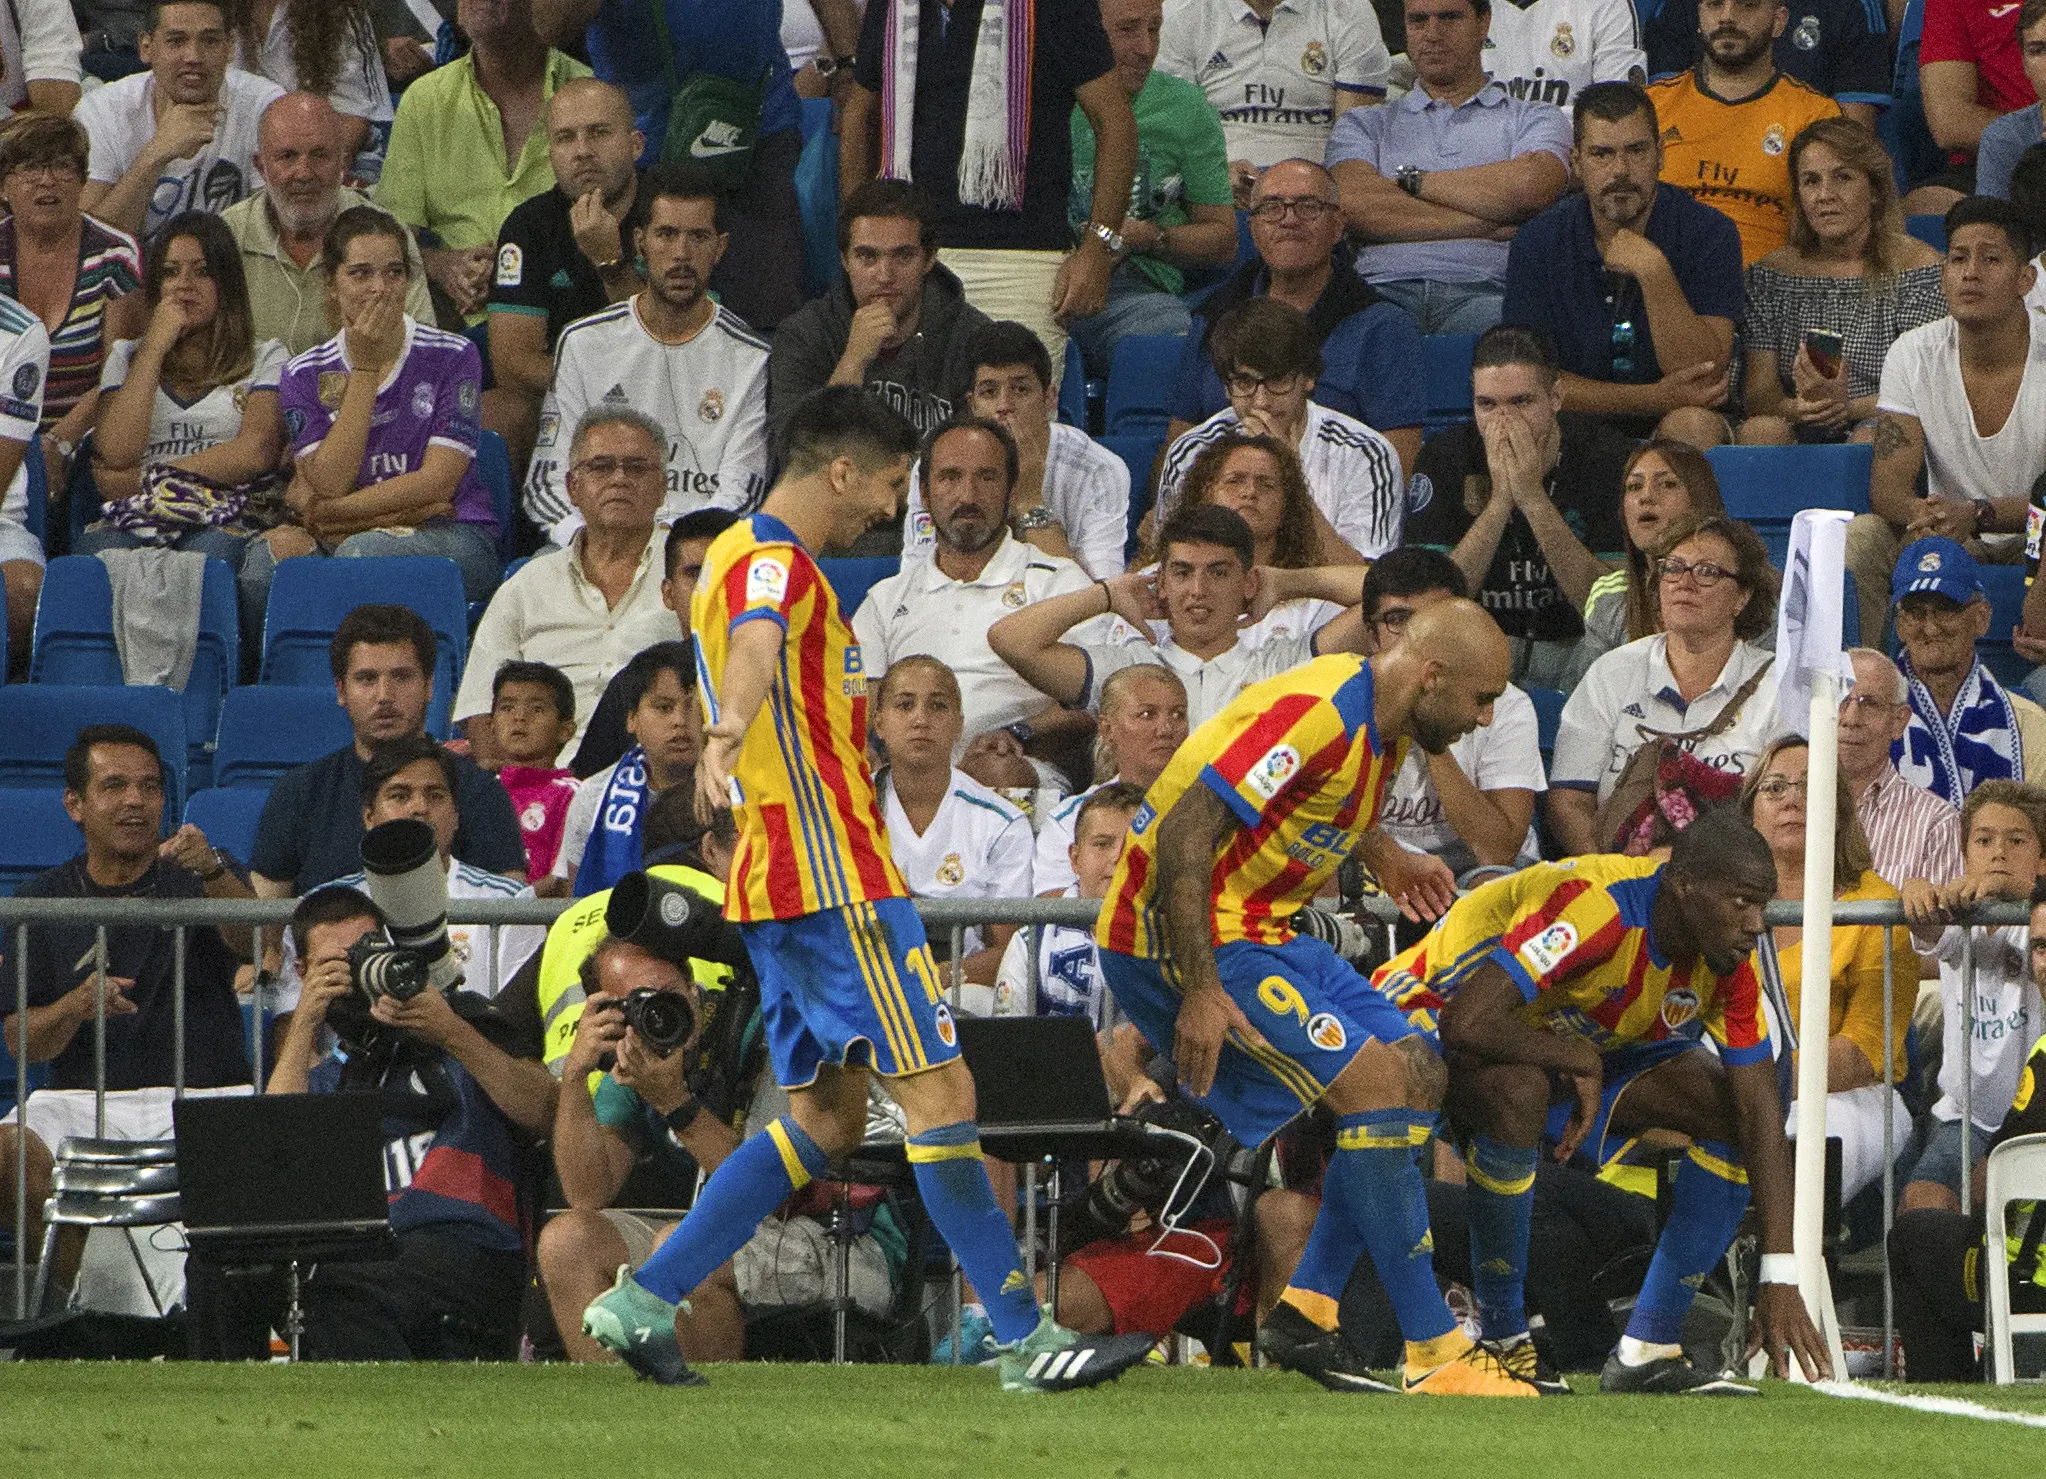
[854,417,1113,789]
[903,322,1129,578]
[456,408,683,767]
[988,502,1368,729]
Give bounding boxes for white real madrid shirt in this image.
[526,296,770,542]
[0,295,50,528]
[1481,0,1645,109]
[1077,622,1320,728]
[1157,0,1391,168]
[853,533,1114,736]
[1380,680,1547,875]
[1156,400,1405,557]
[986,885,1115,1028]
[881,768,1035,958]
[904,423,1131,577]
[100,337,288,464]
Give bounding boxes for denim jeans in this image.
[239,520,501,631]
[1371,279,1504,336]
[1065,263,1196,381]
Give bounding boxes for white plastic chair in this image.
[1983,1131,2046,1383]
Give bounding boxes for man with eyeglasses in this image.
[768,179,993,444]
[1325,0,1573,335]
[456,408,686,769]
[1403,323,1632,688]
[1839,645,1964,890]
[1500,81,1743,448]
[523,162,769,546]
[1164,159,1424,474]
[1889,535,2046,808]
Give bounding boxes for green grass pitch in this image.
[3,1364,2044,1478]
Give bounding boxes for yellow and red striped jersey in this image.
[1096,655,1403,961]
[1372,855,1771,1065]
[692,514,907,922]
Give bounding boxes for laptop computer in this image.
[174,1093,394,1266]
[957,1015,1149,1163]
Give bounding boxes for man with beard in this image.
[76,0,284,239]
[1093,600,1543,1397]
[852,415,1107,787]
[487,79,647,466]
[1372,809,1831,1394]
[1646,0,1840,265]
[1501,81,1743,448]
[222,92,432,356]
[523,162,769,545]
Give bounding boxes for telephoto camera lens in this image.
[345,935,431,1002]
[618,986,693,1056]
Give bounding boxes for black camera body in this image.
[1053,1098,1253,1259]
[618,986,693,1057]
[345,932,431,1003]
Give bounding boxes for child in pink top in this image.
[489,661,581,880]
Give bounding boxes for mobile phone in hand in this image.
[1801,329,1844,379]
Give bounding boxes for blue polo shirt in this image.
[1640,0,1892,108]
[1166,247,1425,434]
[1323,80,1572,286]
[584,0,801,164]
[1500,182,1742,427]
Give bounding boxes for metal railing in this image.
[2,892,2030,1380]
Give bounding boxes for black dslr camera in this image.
[345,932,431,1002]
[617,986,693,1057]
[1053,1098,1253,1258]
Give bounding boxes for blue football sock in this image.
[1279,1203,1369,1331]
[1464,1134,1538,1340]
[634,1117,830,1305]
[909,1121,1038,1346]
[1327,1109,1457,1345]
[1626,1139,1751,1346]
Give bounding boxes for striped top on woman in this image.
[0,212,141,428]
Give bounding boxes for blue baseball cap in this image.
[1892,536,1985,607]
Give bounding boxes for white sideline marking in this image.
[1815,1380,2046,1429]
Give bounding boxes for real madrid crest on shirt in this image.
[1001,581,1028,609]
[1301,39,1328,76]
[318,370,348,409]
[1762,123,1786,157]
[1551,22,1574,57]
[699,388,724,424]
[411,381,436,419]
[936,852,965,886]
[1790,14,1820,49]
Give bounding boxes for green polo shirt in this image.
[1068,68,1232,297]
[376,48,591,317]
[220,187,436,357]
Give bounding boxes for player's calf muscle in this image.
[1323,1038,1434,1115]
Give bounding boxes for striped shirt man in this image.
[1854,765,1963,891]
[693,512,909,922]
[1156,400,1404,558]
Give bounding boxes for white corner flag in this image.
[1766,506,1853,1384]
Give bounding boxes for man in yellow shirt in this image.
[1647,0,1840,264]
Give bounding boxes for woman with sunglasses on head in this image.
[1548,513,1779,857]
[1737,735,1914,1204]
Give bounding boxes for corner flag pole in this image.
[1776,509,1853,1384]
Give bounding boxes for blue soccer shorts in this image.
[1100,932,1424,1148]
[741,897,961,1089]
[1543,1035,1711,1168]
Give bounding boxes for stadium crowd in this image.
[0,0,2043,1387]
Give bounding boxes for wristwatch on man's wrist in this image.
[1087,220,1125,255]
[1013,505,1059,533]
[1396,164,1425,197]
[1973,498,1996,534]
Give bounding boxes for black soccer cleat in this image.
[1489,1333,1574,1395]
[999,1311,1156,1392]
[1598,1350,1758,1396]
[1258,1303,1398,1394]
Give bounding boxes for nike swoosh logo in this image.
[1990,3,2018,15]
[690,139,747,157]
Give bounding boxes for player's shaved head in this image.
[1380,599,1511,755]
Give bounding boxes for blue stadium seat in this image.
[0,685,187,817]
[0,787,81,894]
[260,555,469,738]
[1904,214,1947,252]
[1705,444,1873,533]
[1058,338,1088,429]
[31,554,239,787]
[817,556,898,618]
[211,684,354,788]
[1977,564,2031,688]
[795,97,842,301]
[476,429,516,564]
[183,785,271,867]
[1422,334,1477,433]
[1104,334,1187,436]
[1097,431,1164,561]
[1525,686,1564,764]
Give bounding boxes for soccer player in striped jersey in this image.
[1373,810,1832,1393]
[1096,599,1539,1397]
[581,387,1154,1393]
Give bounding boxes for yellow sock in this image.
[1405,1329,1471,1371]
[1277,1288,1341,1332]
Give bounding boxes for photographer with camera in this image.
[234,884,557,1360]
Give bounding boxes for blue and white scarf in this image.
[574,745,649,899]
[1894,654,2022,808]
